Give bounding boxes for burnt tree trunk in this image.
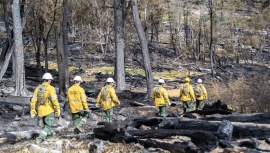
[11,0,28,96]
[56,0,70,96]
[208,0,216,76]
[131,0,154,99]
[114,0,126,91]
[42,0,57,71]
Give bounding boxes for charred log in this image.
[190,131,218,152]
[0,130,40,145]
[138,139,204,153]
[201,112,270,123]
[158,118,270,139]
[127,129,227,140]
[189,109,232,115]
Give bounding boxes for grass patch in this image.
[154,71,181,80]
[126,68,145,75]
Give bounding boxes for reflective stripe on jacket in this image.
[179,83,195,101]
[30,82,60,117]
[96,84,120,110]
[152,85,170,106]
[66,84,88,113]
[195,84,207,100]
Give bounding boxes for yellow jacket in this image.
[66,84,88,113]
[30,82,60,117]
[152,85,170,106]
[179,83,195,102]
[96,84,120,110]
[195,84,207,100]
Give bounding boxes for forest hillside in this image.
[0,0,270,152]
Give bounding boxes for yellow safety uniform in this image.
[195,84,207,100]
[66,84,88,113]
[179,83,195,101]
[152,85,170,106]
[30,82,60,117]
[96,84,120,110]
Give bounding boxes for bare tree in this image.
[57,0,70,96]
[131,0,154,99]
[208,0,215,76]
[11,0,28,96]
[114,0,126,91]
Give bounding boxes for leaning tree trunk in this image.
[11,0,28,96]
[114,0,126,91]
[131,0,154,99]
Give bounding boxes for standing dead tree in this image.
[131,0,154,99]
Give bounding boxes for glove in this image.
[95,103,100,108]
[167,101,171,106]
[55,109,60,117]
[30,110,37,118]
[117,101,120,105]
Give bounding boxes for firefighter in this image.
[194,79,207,110]
[179,77,196,114]
[66,76,89,134]
[152,79,171,117]
[96,78,120,122]
[30,73,60,144]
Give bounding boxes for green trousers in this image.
[158,105,167,117]
[183,100,194,113]
[36,113,54,141]
[72,111,89,134]
[196,99,204,110]
[105,108,113,122]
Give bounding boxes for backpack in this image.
[182,84,189,95]
[37,85,47,105]
[155,87,162,98]
[194,84,203,96]
[101,86,109,101]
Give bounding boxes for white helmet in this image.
[197,79,202,83]
[73,76,82,82]
[106,78,114,83]
[158,79,165,84]
[42,73,53,80]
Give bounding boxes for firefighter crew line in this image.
[30,73,207,143]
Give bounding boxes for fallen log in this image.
[127,129,227,140]
[0,130,40,145]
[158,118,270,139]
[138,139,204,153]
[94,126,204,153]
[201,112,270,123]
[189,109,233,115]
[128,117,163,129]
[0,127,65,145]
